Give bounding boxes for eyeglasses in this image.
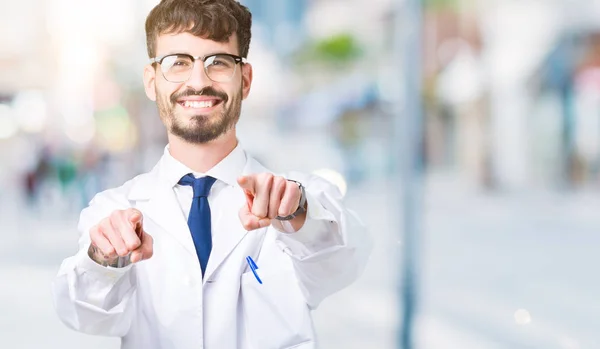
[150,53,248,83]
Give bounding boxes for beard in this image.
[157,85,242,144]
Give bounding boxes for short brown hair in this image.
[145,0,252,59]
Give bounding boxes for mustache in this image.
[171,87,228,104]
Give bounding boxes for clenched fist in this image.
[88,208,154,267]
[237,174,306,231]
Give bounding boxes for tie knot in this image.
[178,174,217,198]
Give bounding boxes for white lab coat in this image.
[52,151,371,349]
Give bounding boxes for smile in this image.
[177,98,223,110]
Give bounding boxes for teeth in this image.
[183,100,214,108]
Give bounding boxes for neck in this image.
[167,130,238,173]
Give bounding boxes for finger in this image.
[239,205,271,231]
[130,233,145,263]
[102,218,129,257]
[90,225,116,258]
[127,209,143,236]
[268,177,286,219]
[279,181,301,217]
[244,190,254,211]
[237,176,256,195]
[131,232,153,263]
[115,212,142,252]
[252,174,273,218]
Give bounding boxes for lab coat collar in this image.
[127,142,247,200]
[161,142,247,188]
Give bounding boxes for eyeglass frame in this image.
[149,52,248,83]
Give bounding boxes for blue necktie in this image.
[178,174,217,276]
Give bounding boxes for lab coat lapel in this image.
[202,185,249,283]
[145,184,197,258]
[128,166,197,260]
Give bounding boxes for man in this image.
[52,1,371,348]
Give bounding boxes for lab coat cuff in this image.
[276,192,342,253]
[75,244,133,283]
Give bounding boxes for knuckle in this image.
[117,248,129,257]
[259,173,273,182]
[104,246,116,256]
[126,241,140,251]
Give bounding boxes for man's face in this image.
[143,32,252,144]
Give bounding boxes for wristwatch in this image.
[276,180,307,221]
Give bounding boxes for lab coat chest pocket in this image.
[240,269,313,349]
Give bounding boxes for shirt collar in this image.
[160,142,247,188]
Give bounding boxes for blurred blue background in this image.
[0,0,599,348]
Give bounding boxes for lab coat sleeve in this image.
[52,184,138,337]
[275,172,372,309]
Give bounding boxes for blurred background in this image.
[1,0,599,348]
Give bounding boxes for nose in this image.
[185,61,212,90]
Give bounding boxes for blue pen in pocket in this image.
[245,256,262,284]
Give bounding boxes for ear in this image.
[241,63,253,100]
[143,64,157,101]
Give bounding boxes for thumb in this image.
[239,205,271,231]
